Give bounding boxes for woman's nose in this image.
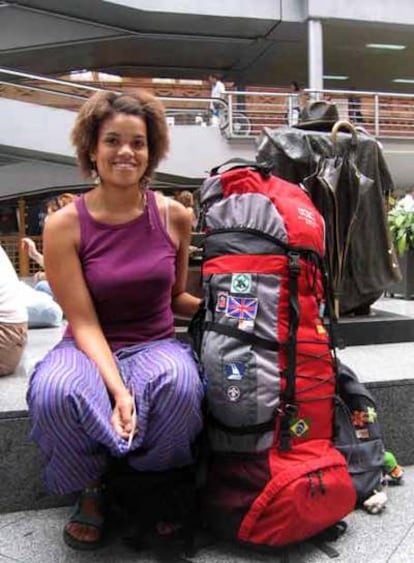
[118,143,134,155]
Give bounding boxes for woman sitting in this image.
[27,89,204,550]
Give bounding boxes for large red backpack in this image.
[196,162,356,547]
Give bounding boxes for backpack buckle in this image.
[288,252,301,277]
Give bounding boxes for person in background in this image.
[175,190,197,229]
[208,73,226,125]
[21,193,78,297]
[27,89,204,550]
[287,81,305,126]
[0,245,28,376]
[348,87,364,124]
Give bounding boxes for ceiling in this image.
[1,1,414,93]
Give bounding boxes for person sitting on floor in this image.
[26,88,204,550]
[21,193,78,298]
[0,245,28,376]
[19,281,63,328]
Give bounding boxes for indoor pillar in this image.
[308,19,323,95]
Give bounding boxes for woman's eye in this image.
[105,137,118,145]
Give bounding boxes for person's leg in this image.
[27,341,118,493]
[123,338,204,472]
[27,297,63,328]
[34,280,54,298]
[0,321,27,376]
[27,340,122,548]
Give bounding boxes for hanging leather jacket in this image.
[256,125,400,315]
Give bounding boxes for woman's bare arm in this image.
[168,201,201,319]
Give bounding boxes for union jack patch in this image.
[226,296,258,321]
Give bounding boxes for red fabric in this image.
[203,254,286,275]
[238,441,356,546]
[204,168,355,547]
[220,168,325,255]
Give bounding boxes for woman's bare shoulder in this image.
[44,201,80,243]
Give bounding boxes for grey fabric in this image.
[202,273,282,439]
[205,192,288,242]
[202,185,288,453]
[256,126,400,314]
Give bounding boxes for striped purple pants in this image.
[27,338,204,495]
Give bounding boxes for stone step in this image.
[1,298,414,513]
[0,467,413,562]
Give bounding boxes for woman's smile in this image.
[92,113,149,188]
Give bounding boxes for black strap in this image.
[210,158,272,177]
[279,252,301,452]
[205,321,280,351]
[208,412,277,435]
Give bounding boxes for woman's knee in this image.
[154,352,203,412]
[28,346,99,422]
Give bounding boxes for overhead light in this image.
[393,78,414,84]
[366,43,406,50]
[323,75,349,80]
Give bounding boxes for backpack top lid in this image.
[200,166,326,257]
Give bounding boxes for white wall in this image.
[103,0,281,19]
[0,98,255,188]
[308,0,414,25]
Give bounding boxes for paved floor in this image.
[0,467,412,563]
[1,295,414,562]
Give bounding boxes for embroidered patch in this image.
[224,362,245,380]
[315,321,326,335]
[227,385,241,402]
[238,319,255,331]
[366,407,378,423]
[226,296,258,321]
[352,408,377,427]
[290,418,311,438]
[231,273,252,294]
[216,292,228,312]
[356,428,370,440]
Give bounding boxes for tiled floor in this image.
[0,467,412,563]
[1,295,413,562]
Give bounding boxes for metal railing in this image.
[223,88,414,139]
[1,67,414,139]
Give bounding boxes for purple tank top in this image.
[64,190,176,350]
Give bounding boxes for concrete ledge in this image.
[0,415,74,513]
[367,379,414,466]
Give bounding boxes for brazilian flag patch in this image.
[290,417,311,438]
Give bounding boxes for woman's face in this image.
[91,112,149,189]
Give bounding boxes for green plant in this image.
[388,207,414,255]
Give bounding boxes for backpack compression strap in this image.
[204,322,280,351]
[279,251,301,451]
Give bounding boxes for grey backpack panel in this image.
[203,273,281,434]
[205,192,288,242]
[202,185,288,453]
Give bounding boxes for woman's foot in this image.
[63,485,105,550]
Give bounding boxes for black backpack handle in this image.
[210,157,272,177]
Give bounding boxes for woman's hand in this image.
[21,237,44,267]
[21,237,38,258]
[110,389,137,440]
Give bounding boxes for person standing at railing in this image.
[0,244,27,376]
[208,73,226,126]
[26,89,204,550]
[286,81,305,126]
[349,88,364,124]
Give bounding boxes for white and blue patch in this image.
[224,361,245,380]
